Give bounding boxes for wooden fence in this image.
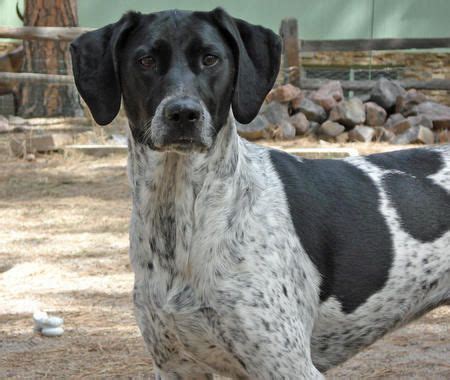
[279,18,450,90]
[1,23,450,91]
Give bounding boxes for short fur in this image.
[71,8,450,379]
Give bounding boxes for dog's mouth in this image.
[153,137,208,153]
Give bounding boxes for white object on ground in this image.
[40,316,64,328]
[41,326,64,337]
[32,310,49,329]
[33,310,64,335]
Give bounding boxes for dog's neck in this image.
[127,114,245,279]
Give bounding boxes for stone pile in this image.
[236,78,450,145]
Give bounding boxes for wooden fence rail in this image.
[300,78,450,91]
[0,26,91,41]
[0,72,74,85]
[301,38,450,52]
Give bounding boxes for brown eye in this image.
[138,56,156,69]
[202,54,219,67]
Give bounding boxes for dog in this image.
[70,8,450,379]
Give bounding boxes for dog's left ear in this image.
[211,7,282,124]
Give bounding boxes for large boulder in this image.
[311,80,344,112]
[297,98,327,123]
[290,93,306,113]
[261,101,290,125]
[392,126,434,145]
[289,112,310,134]
[416,126,435,145]
[396,89,427,115]
[373,126,395,142]
[319,121,345,137]
[409,101,450,129]
[388,118,412,135]
[273,120,296,140]
[365,102,387,126]
[349,125,375,142]
[370,78,406,110]
[407,114,433,129]
[385,113,405,129]
[266,84,302,103]
[329,97,366,128]
[393,126,420,145]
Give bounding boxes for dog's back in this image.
[270,145,450,371]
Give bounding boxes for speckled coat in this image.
[127,116,450,379]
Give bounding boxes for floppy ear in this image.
[70,13,138,125]
[211,8,282,124]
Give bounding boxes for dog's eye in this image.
[202,54,219,67]
[138,56,156,69]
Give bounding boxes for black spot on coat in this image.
[368,147,449,242]
[269,149,393,313]
[367,148,444,178]
[383,173,450,242]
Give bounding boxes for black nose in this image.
[164,98,202,126]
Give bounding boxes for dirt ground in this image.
[0,137,449,379]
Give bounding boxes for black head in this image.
[70,8,281,153]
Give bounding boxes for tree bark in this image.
[18,0,83,117]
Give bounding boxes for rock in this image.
[382,129,396,143]
[407,114,434,129]
[290,94,306,113]
[329,98,365,128]
[306,121,320,137]
[349,125,375,142]
[311,94,336,112]
[262,101,290,124]
[393,126,420,145]
[374,127,396,143]
[410,101,450,129]
[297,98,327,123]
[396,89,427,115]
[365,102,387,126]
[370,77,406,110]
[385,113,405,129]
[388,118,412,135]
[266,84,302,103]
[336,132,349,144]
[236,114,270,140]
[319,121,345,137]
[289,112,310,134]
[274,121,296,140]
[316,80,344,101]
[416,126,435,145]
[310,81,343,112]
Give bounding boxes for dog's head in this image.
[70,8,281,153]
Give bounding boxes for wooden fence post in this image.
[279,18,300,87]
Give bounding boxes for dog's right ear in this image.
[70,13,138,125]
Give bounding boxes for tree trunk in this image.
[18,0,83,117]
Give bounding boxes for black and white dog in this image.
[70,8,450,379]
